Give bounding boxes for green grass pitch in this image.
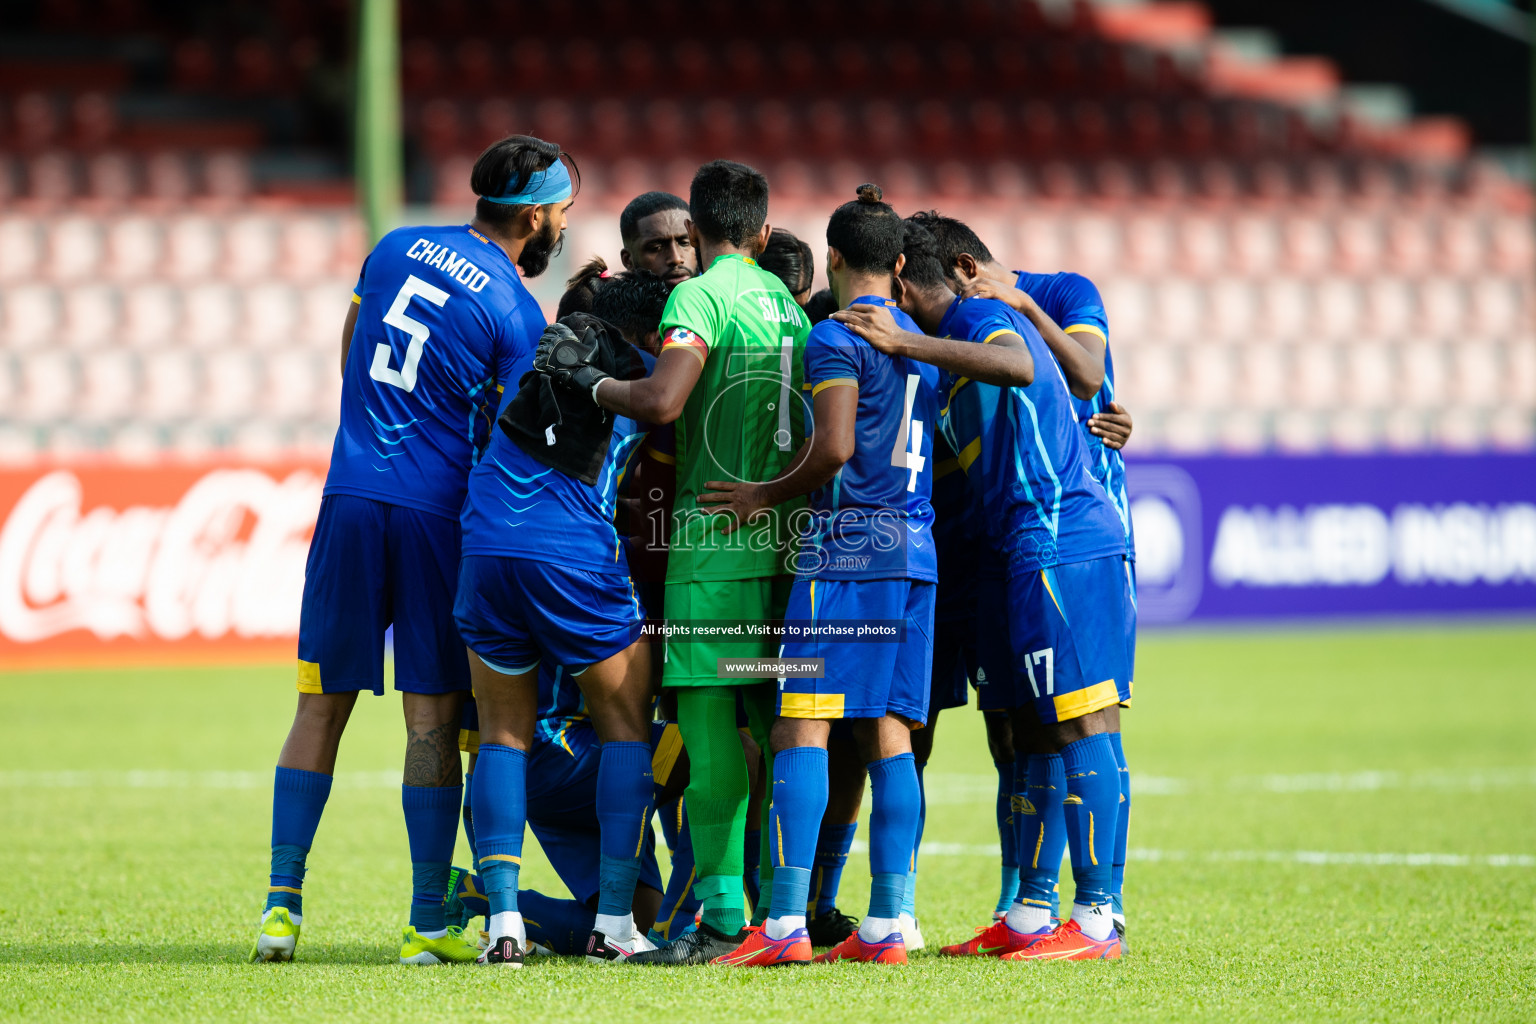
[1,623,1533,1022]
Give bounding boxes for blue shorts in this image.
[929,616,976,712]
[297,495,469,696]
[973,573,1014,713]
[994,555,1136,725]
[454,555,643,674]
[778,578,936,723]
[526,720,664,905]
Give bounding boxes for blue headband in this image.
[479,160,572,206]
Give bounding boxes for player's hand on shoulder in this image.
[1088,402,1133,449]
[831,304,905,354]
[696,480,770,535]
[959,277,1029,312]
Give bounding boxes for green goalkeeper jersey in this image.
[658,253,810,583]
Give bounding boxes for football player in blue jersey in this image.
[454,302,662,967]
[834,219,1134,961]
[249,135,573,966]
[907,211,1137,948]
[447,660,676,956]
[699,185,1030,967]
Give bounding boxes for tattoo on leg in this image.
[404,720,461,788]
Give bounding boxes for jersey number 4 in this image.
[371,275,450,392]
[889,372,927,492]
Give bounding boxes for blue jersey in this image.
[799,298,940,582]
[931,430,982,622]
[534,663,588,751]
[938,296,1124,577]
[325,224,545,520]
[459,359,652,575]
[1013,270,1132,557]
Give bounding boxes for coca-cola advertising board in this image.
[0,463,324,667]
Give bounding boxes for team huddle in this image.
[250,134,1138,970]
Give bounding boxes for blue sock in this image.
[810,821,857,918]
[1109,731,1130,917]
[452,870,490,920]
[519,889,596,955]
[1060,734,1119,908]
[402,783,461,932]
[266,767,332,916]
[744,829,762,912]
[659,797,681,854]
[596,740,654,918]
[471,744,527,917]
[1017,753,1067,915]
[902,758,927,917]
[653,799,701,940]
[866,752,919,921]
[766,746,828,922]
[461,771,478,864]
[994,759,1020,915]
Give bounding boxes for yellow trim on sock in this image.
[479,854,521,866]
[1031,824,1044,869]
[651,723,685,786]
[267,885,302,895]
[1088,812,1098,867]
[776,816,785,868]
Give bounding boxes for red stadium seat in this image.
[1019,100,1059,155]
[806,100,847,158]
[777,40,817,92]
[880,40,923,93]
[417,99,463,154]
[453,39,497,95]
[1035,160,1083,201]
[752,100,797,157]
[532,100,580,150]
[914,99,953,154]
[402,39,441,93]
[937,41,977,91]
[122,283,179,349]
[588,99,631,160]
[723,41,766,86]
[859,100,905,159]
[933,161,974,200]
[696,99,740,155]
[643,100,689,158]
[831,40,871,92]
[203,152,254,200]
[85,152,137,202]
[473,99,520,151]
[967,101,1008,158]
[2,284,60,351]
[671,40,714,94]
[618,39,656,83]
[20,350,77,423]
[144,152,194,202]
[233,38,282,95]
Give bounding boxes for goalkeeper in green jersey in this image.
[587,160,809,963]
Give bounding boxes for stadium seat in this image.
[165,217,221,281]
[224,216,281,281]
[61,285,116,350]
[1399,342,1448,409]
[46,216,104,281]
[78,349,138,423]
[181,283,239,348]
[104,217,163,281]
[1312,278,1363,339]
[242,283,299,347]
[139,351,196,420]
[0,217,41,282]
[2,284,60,350]
[1344,345,1395,409]
[1235,347,1286,411]
[19,350,76,422]
[122,284,179,349]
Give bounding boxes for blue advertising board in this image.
[1126,455,1536,623]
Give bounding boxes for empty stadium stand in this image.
[0,0,1531,459]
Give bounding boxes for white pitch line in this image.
[854,841,1535,868]
[3,767,1534,797]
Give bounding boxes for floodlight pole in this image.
[355,0,402,245]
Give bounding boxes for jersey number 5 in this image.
[889,372,927,492]
[372,275,450,392]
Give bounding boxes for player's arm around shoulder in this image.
[832,301,1033,388]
